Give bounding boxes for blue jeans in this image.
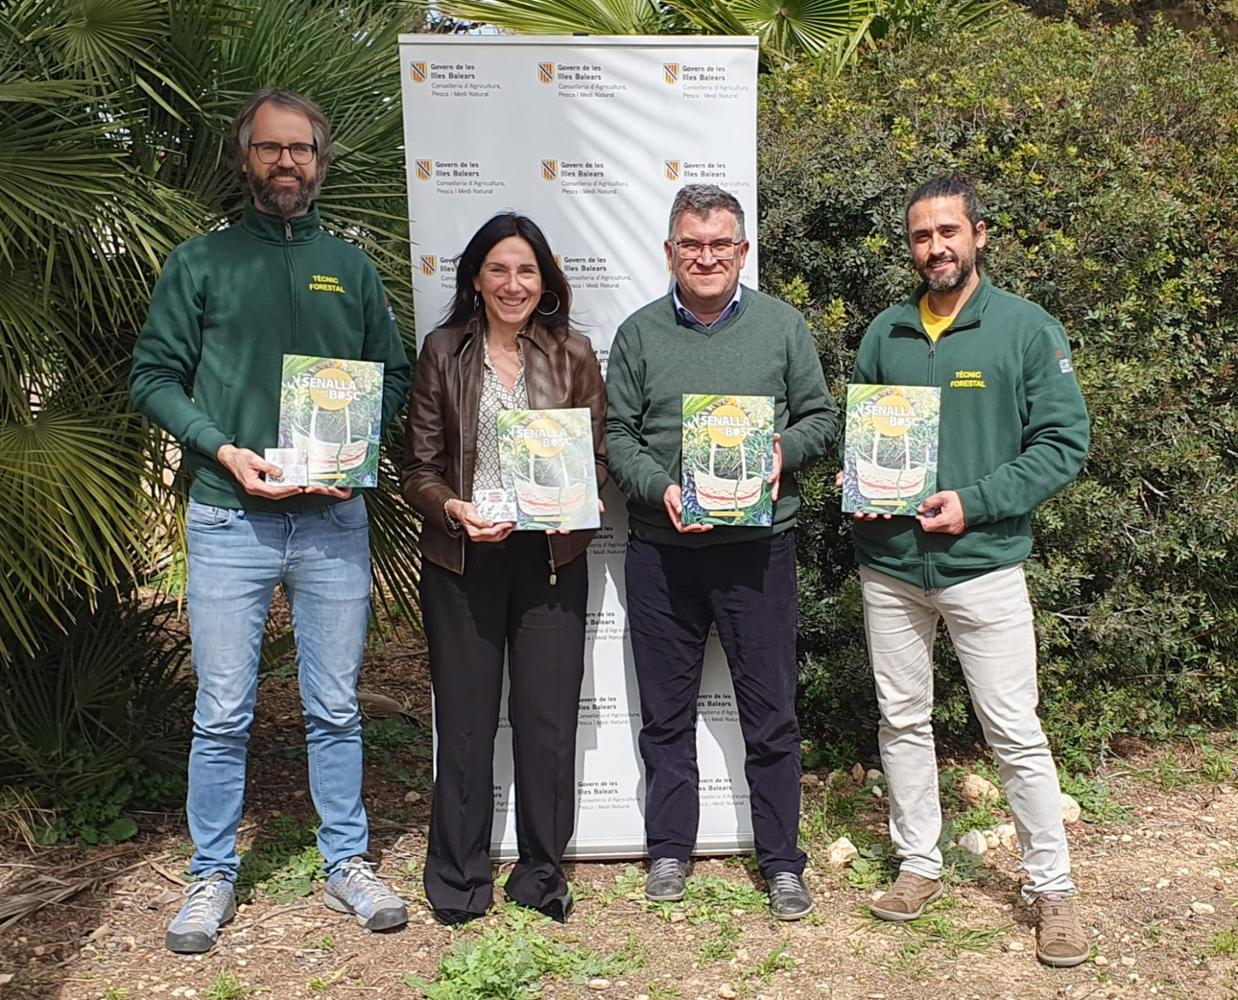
[185,496,372,881]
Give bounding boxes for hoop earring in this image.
[536,291,561,317]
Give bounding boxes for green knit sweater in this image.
[851,275,1089,588]
[130,201,411,512]
[606,286,837,547]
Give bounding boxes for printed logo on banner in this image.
[537,62,555,84]
[663,157,740,187]
[419,255,438,276]
[664,160,681,182]
[541,159,559,182]
[415,159,433,181]
[664,63,680,85]
[410,61,427,84]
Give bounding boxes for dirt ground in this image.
[1,621,1235,1000]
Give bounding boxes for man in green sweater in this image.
[130,89,411,953]
[851,175,1090,967]
[606,184,836,920]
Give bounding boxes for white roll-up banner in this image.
[398,35,760,859]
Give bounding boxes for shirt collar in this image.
[673,283,743,328]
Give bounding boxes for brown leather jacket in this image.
[401,317,608,576]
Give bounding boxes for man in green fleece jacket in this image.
[851,175,1090,967]
[130,89,411,954]
[606,184,836,920]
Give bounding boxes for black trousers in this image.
[420,533,587,916]
[625,532,806,878]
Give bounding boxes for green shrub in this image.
[759,13,1238,756]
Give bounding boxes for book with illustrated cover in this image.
[843,384,940,515]
[267,354,385,488]
[681,394,775,527]
[496,407,600,531]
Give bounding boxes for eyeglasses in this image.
[249,141,317,165]
[672,239,743,260]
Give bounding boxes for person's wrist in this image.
[443,498,461,531]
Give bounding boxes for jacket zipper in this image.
[456,342,468,572]
[284,220,298,351]
[924,332,936,591]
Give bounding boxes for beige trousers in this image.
[859,563,1075,901]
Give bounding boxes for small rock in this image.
[0,974,12,986]
[718,987,738,999]
[1190,901,1216,915]
[1120,834,1132,843]
[292,788,306,799]
[851,763,866,783]
[826,835,859,867]
[87,924,112,943]
[984,831,1000,850]
[670,911,686,923]
[1060,793,1081,823]
[865,768,883,783]
[403,790,421,803]
[959,773,1000,806]
[736,947,750,961]
[872,785,883,799]
[1006,940,1024,953]
[32,946,46,957]
[994,823,1018,850]
[1155,877,1170,889]
[958,830,988,856]
[800,772,820,787]
[1094,955,1109,967]
[1120,956,1136,967]
[588,979,610,991]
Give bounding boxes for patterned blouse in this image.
[472,335,529,497]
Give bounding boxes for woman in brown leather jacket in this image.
[401,213,607,926]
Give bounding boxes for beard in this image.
[249,167,321,217]
[920,250,976,293]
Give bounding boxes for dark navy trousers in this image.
[625,531,806,878]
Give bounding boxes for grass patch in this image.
[697,920,742,962]
[236,815,323,904]
[405,907,643,999]
[1208,928,1238,956]
[646,873,767,926]
[205,970,265,999]
[742,941,795,984]
[868,904,1007,961]
[1059,771,1131,823]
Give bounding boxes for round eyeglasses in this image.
[249,142,317,165]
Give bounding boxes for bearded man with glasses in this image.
[131,89,411,953]
[606,184,836,920]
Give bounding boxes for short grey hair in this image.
[667,184,746,242]
[229,88,334,178]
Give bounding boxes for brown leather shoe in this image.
[1034,893,1089,967]
[870,871,944,922]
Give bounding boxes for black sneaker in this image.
[645,858,688,901]
[767,871,813,921]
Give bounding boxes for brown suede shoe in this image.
[870,871,944,922]
[1034,893,1089,968]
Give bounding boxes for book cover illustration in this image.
[681,394,775,527]
[496,407,600,531]
[271,354,385,488]
[843,384,940,515]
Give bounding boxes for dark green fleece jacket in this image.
[130,201,411,512]
[606,286,837,547]
[851,275,1089,589]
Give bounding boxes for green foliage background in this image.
[759,11,1238,759]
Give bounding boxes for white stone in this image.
[958,830,988,856]
[588,979,610,991]
[1006,940,1024,952]
[872,785,883,799]
[1155,877,1171,889]
[404,790,421,803]
[994,823,1018,850]
[1120,834,1132,843]
[865,768,884,783]
[718,987,738,999]
[851,763,866,783]
[1060,793,1082,823]
[1094,955,1109,967]
[826,835,859,867]
[959,773,1000,807]
[1190,901,1216,915]
[984,831,1000,850]
[800,772,821,786]
[1120,956,1136,967]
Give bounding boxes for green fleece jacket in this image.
[851,275,1089,589]
[130,201,411,513]
[606,286,837,547]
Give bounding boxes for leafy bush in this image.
[759,12,1238,756]
[0,591,192,840]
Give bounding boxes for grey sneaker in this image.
[165,874,236,953]
[767,871,813,921]
[324,857,408,931]
[645,857,688,901]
